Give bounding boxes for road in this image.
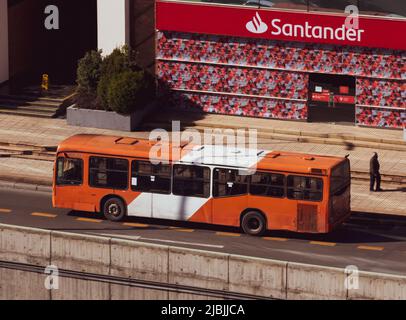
[1,187,406,276]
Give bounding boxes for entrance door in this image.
[308,73,356,124]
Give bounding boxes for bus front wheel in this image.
[103,197,126,222]
[241,211,266,236]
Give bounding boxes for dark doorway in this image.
[307,73,356,124]
[8,0,97,88]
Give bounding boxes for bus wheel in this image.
[103,197,126,222]
[241,211,266,236]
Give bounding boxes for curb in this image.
[0,180,52,193]
[348,211,406,228]
[162,111,406,147]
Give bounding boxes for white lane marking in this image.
[139,237,224,249]
[88,232,224,249]
[93,233,142,240]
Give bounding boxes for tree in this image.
[107,70,146,115]
[97,45,139,110]
[76,50,102,94]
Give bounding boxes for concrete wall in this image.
[130,0,156,73]
[348,270,406,300]
[0,223,405,300]
[287,262,347,300]
[0,0,9,84]
[97,0,130,55]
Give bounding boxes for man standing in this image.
[370,152,383,192]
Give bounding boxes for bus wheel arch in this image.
[100,195,127,222]
[240,209,267,236]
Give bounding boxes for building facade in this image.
[156,0,405,129]
[0,0,404,129]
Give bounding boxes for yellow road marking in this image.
[0,208,11,213]
[31,212,57,218]
[169,227,195,232]
[263,237,288,242]
[310,241,336,247]
[76,217,103,223]
[123,222,149,228]
[357,245,384,251]
[216,232,241,237]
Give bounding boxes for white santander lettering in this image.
[265,18,364,42]
[271,19,281,35]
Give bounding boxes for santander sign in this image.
[156,1,406,50]
[246,12,365,42]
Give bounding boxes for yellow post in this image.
[41,74,49,91]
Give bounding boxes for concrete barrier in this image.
[1,223,406,300]
[51,277,110,300]
[348,271,406,300]
[110,239,169,283]
[51,231,110,274]
[0,267,50,300]
[110,285,168,300]
[229,255,287,299]
[168,247,229,292]
[287,262,347,300]
[0,224,50,266]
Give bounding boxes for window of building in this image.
[308,0,358,13]
[175,0,307,11]
[287,175,323,201]
[250,171,285,197]
[359,0,405,18]
[172,165,211,198]
[89,157,129,190]
[56,157,83,186]
[131,161,171,194]
[213,168,249,197]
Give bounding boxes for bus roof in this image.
[57,134,345,174]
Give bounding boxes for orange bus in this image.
[53,134,351,235]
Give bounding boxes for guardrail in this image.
[0,223,405,300]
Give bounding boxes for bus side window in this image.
[131,160,171,194]
[250,172,285,198]
[213,168,248,198]
[56,157,83,186]
[287,175,323,201]
[89,156,129,190]
[172,165,210,198]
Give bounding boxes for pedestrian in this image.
[370,152,383,192]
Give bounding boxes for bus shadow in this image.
[66,210,405,245]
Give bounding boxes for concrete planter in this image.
[67,102,156,131]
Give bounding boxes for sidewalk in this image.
[143,110,406,150]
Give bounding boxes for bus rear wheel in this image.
[241,211,266,236]
[103,197,126,222]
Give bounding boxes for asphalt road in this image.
[1,187,406,276]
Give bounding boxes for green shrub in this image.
[76,50,102,95]
[75,45,155,112]
[97,46,139,110]
[107,70,146,115]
